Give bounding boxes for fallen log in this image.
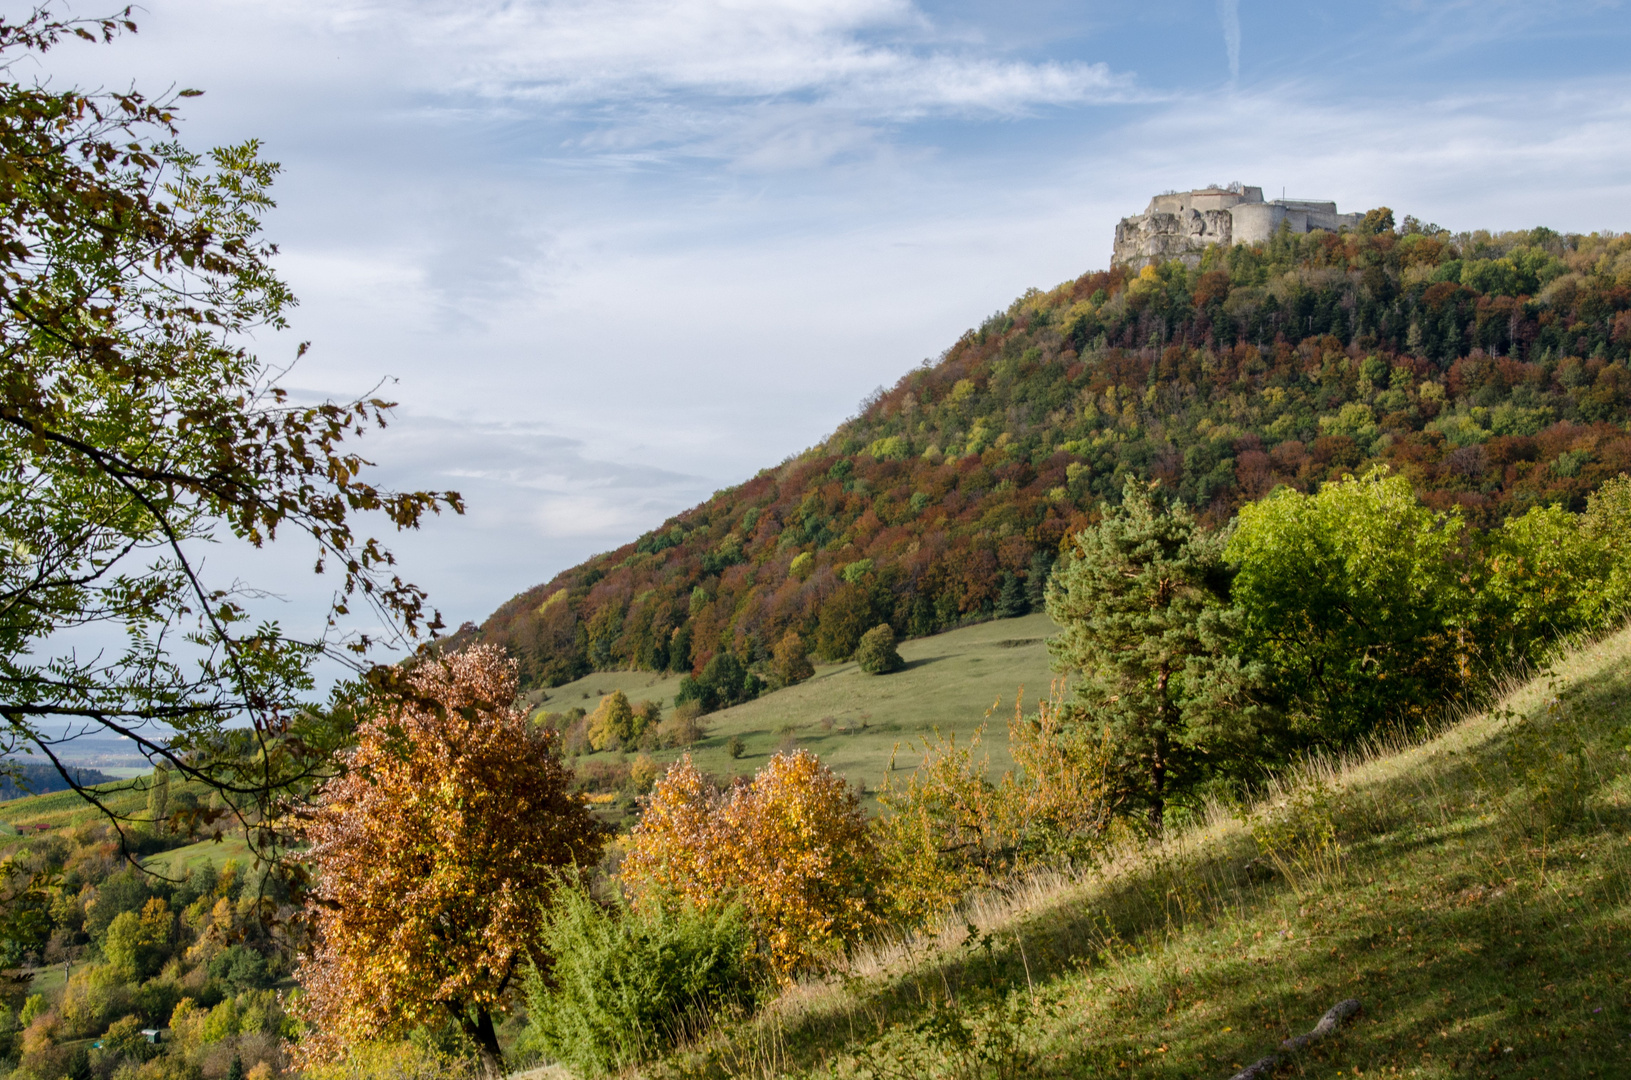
[1228,999,1362,1080]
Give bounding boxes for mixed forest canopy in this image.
[473,219,1631,689]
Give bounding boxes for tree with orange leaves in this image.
[295,645,605,1077]
[623,750,881,979]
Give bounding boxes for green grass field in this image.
[0,775,149,830]
[665,624,1631,1079]
[547,612,1062,791]
[0,770,251,878]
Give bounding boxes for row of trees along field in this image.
[471,213,1631,692]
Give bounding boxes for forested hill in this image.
[474,219,1631,689]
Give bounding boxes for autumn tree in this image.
[814,585,875,660]
[586,690,637,751]
[0,7,460,846]
[623,751,881,978]
[877,683,1123,925]
[296,646,605,1077]
[769,630,815,687]
[1046,479,1234,828]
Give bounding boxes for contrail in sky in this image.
[1218,0,1241,83]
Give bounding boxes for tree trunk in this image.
[1150,671,1171,833]
[449,1002,505,1079]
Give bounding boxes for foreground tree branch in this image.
[1227,998,1363,1080]
[0,4,462,863]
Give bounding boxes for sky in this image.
[21,0,1631,644]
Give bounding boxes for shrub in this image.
[877,685,1123,926]
[656,706,704,749]
[1583,473,1631,616]
[1227,467,1468,741]
[623,753,882,978]
[1474,503,1612,659]
[295,1040,479,1080]
[633,699,663,736]
[522,887,757,1075]
[725,735,745,759]
[629,755,662,793]
[854,624,904,675]
[560,711,591,757]
[674,653,762,714]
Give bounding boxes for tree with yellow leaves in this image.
[295,645,605,1078]
[623,750,880,979]
[586,690,638,751]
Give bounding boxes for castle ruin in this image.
[1112,183,1363,269]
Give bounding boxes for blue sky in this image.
[27,0,1631,640]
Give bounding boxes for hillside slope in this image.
[535,612,1059,805]
[667,623,1631,1079]
[474,223,1631,691]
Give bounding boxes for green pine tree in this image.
[1024,550,1054,611]
[226,1054,244,1080]
[994,571,1027,618]
[1046,478,1235,829]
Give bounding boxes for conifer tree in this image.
[1046,479,1232,828]
[994,572,1027,618]
[1025,550,1054,611]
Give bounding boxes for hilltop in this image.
[471,221,1631,690]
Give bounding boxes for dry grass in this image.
[649,624,1631,1079]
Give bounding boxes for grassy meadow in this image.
[538,612,1062,791]
[0,770,252,875]
[650,624,1631,1079]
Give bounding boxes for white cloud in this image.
[391,0,1127,113]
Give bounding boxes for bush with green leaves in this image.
[675,652,763,714]
[522,887,758,1076]
[855,624,904,675]
[1226,467,1469,742]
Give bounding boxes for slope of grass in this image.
[0,773,252,878]
[554,612,1060,790]
[661,625,1631,1080]
[0,775,148,830]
